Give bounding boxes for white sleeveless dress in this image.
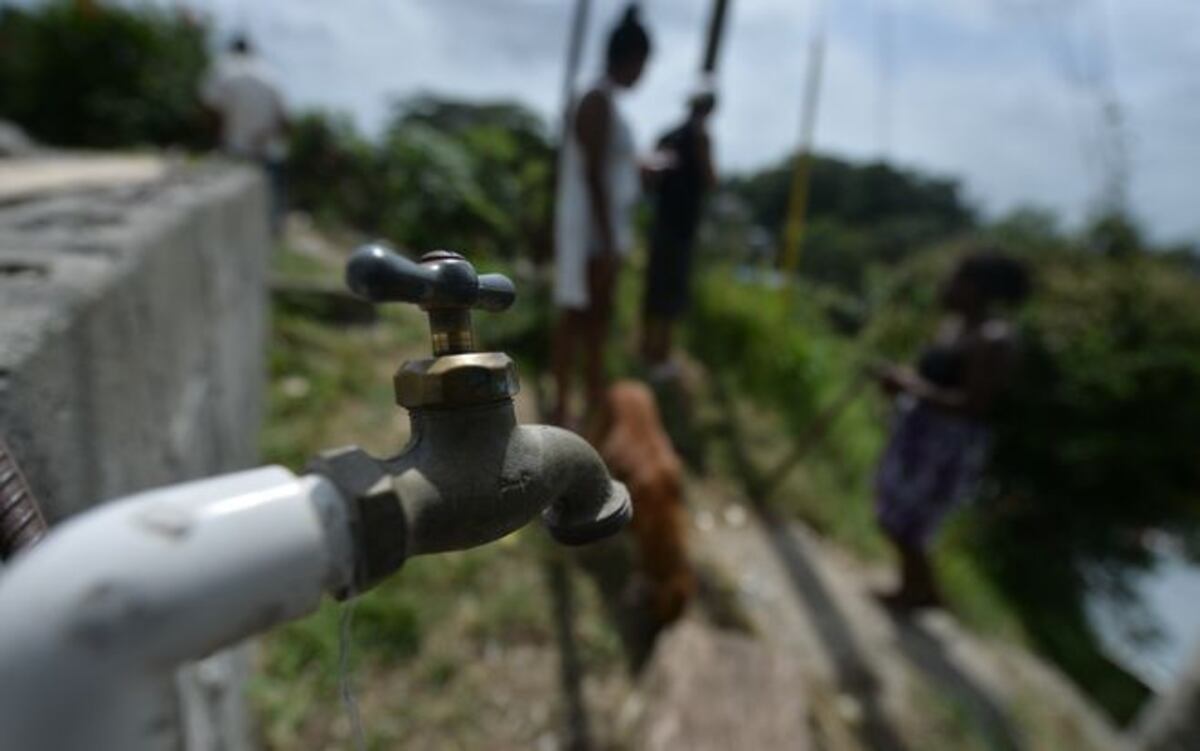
[553,78,640,310]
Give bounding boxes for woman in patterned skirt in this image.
[873,250,1031,610]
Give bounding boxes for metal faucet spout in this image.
[392,402,630,556]
[524,424,631,546]
[311,397,630,596]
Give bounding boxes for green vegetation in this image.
[724,155,974,291]
[287,97,555,262]
[687,272,883,548]
[0,0,210,148]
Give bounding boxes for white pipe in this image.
[0,465,354,751]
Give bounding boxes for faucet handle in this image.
[346,243,515,356]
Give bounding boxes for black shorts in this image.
[644,226,696,319]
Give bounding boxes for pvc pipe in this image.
[0,465,353,751]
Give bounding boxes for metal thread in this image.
[0,438,47,560]
[428,308,475,356]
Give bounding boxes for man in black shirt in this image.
[642,89,717,369]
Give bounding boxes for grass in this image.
[251,530,563,748]
[903,677,993,751]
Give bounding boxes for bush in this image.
[686,268,885,548]
[690,271,848,435]
[722,155,975,293]
[992,254,1200,548]
[286,97,555,260]
[286,112,384,232]
[0,1,211,148]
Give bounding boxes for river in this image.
[1087,537,1200,693]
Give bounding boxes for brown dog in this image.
[597,380,695,624]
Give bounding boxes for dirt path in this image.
[681,474,1127,751]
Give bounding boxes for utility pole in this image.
[548,0,592,265]
[701,0,732,74]
[559,0,592,139]
[779,2,829,284]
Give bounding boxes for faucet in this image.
[0,244,629,751]
[314,243,632,596]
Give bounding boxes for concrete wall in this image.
[0,160,269,518]
[0,158,272,750]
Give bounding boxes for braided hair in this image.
[607,4,652,70]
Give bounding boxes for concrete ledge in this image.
[0,153,169,201]
[0,158,271,519]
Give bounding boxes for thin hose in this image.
[0,437,47,560]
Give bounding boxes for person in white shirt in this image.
[551,5,652,431]
[201,35,288,233]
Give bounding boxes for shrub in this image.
[0,1,211,148]
[686,268,885,548]
[286,97,554,261]
[721,154,975,293]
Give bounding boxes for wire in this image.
[558,0,593,139]
[1008,0,1130,216]
[874,0,895,161]
[1089,0,1131,215]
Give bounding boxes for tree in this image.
[723,155,975,291]
[0,1,210,149]
[285,97,555,260]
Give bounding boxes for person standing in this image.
[200,34,288,235]
[641,88,718,370]
[551,6,653,429]
[872,250,1031,611]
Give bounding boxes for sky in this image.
[167,0,1199,242]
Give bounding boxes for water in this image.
[338,602,368,751]
[1087,538,1200,692]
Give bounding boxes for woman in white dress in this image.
[551,5,652,429]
